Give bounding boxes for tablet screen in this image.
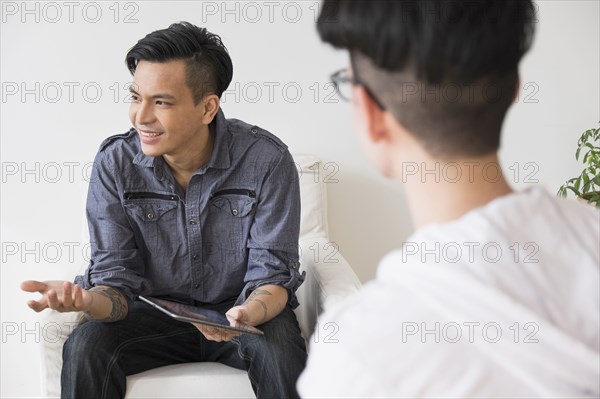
[139,296,264,336]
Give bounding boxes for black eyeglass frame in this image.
[329,68,386,110]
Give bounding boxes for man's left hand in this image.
[194,285,288,342]
[192,305,250,342]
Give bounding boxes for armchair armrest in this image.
[295,236,361,341]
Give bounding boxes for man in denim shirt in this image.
[22,22,307,398]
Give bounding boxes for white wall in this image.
[1,1,598,397]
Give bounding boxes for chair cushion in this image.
[126,363,254,398]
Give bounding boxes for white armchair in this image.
[39,154,361,398]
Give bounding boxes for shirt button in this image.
[251,128,258,134]
[147,212,154,220]
[189,219,197,225]
[192,254,199,260]
[232,209,238,216]
[194,283,200,288]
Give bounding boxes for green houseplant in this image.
[558,124,600,208]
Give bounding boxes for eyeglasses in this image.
[330,68,386,110]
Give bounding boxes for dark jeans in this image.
[61,300,307,399]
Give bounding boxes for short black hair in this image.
[126,22,233,104]
[317,0,536,158]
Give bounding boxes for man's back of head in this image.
[318,0,535,158]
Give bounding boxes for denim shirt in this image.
[75,108,304,308]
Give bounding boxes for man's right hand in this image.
[21,280,92,313]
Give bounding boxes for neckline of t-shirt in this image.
[412,186,545,237]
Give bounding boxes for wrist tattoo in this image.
[253,299,269,324]
[89,286,128,322]
[245,289,272,324]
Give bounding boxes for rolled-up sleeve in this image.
[74,149,145,304]
[239,150,305,308]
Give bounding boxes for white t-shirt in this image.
[298,188,600,398]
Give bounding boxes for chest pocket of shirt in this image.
[125,201,178,222]
[206,191,256,251]
[123,196,179,252]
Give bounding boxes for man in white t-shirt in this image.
[298,1,599,397]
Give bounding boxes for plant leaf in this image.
[583,173,590,186]
[565,186,581,197]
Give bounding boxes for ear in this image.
[200,94,220,125]
[353,85,391,144]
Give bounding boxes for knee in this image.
[63,320,113,363]
[239,308,306,357]
[264,307,304,345]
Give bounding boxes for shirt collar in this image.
[132,108,232,180]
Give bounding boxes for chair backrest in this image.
[292,154,361,341]
[294,154,330,239]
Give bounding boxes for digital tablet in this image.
[139,296,264,336]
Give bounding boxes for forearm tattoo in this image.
[245,289,272,324]
[88,286,128,322]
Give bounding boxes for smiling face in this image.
[128,59,216,161]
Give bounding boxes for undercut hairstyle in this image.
[125,22,233,104]
[317,0,536,158]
